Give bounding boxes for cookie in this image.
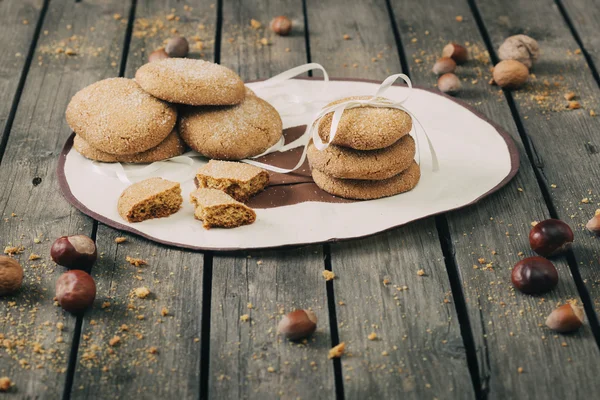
[189,188,256,229]
[118,178,183,222]
[73,129,186,163]
[135,58,246,106]
[179,93,282,160]
[308,134,415,180]
[196,160,269,202]
[311,161,421,200]
[66,78,177,155]
[317,96,412,150]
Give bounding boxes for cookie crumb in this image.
[564,92,576,101]
[161,307,169,316]
[240,314,250,322]
[517,367,524,374]
[568,101,581,110]
[0,377,11,392]
[322,270,336,281]
[29,253,41,261]
[148,346,158,354]
[250,19,262,29]
[109,336,121,346]
[134,287,151,299]
[267,366,275,373]
[368,332,377,340]
[328,342,345,359]
[115,237,127,244]
[343,34,351,40]
[126,256,147,267]
[455,15,463,22]
[417,269,426,276]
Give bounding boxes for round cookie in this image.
[308,134,415,180]
[179,94,282,160]
[73,129,185,163]
[135,59,246,106]
[317,96,412,150]
[66,78,177,155]
[312,161,421,200]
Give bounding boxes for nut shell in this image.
[56,270,96,314]
[586,213,600,234]
[432,57,456,75]
[492,60,529,89]
[529,219,573,257]
[437,73,461,95]
[0,256,23,296]
[498,34,539,69]
[270,16,292,36]
[442,43,468,64]
[51,235,97,270]
[277,309,317,340]
[511,256,558,294]
[546,303,584,333]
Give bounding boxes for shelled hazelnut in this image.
[277,309,317,340]
[165,36,189,58]
[438,73,461,95]
[586,210,600,234]
[546,303,584,333]
[529,218,573,257]
[511,257,558,294]
[270,16,292,36]
[498,34,539,69]
[0,256,23,296]
[51,235,97,271]
[492,60,529,89]
[442,43,468,64]
[56,270,96,314]
[432,57,456,75]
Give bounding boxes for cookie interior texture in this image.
[66,78,177,155]
[307,134,416,180]
[179,91,282,160]
[135,58,246,106]
[190,188,256,229]
[196,160,270,202]
[311,161,421,200]
[118,178,183,223]
[317,96,412,150]
[73,129,185,163]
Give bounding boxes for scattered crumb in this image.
[115,237,127,244]
[322,270,336,281]
[582,198,590,204]
[267,366,275,373]
[381,351,389,356]
[417,269,426,276]
[29,253,41,261]
[368,332,377,341]
[250,19,262,29]
[455,16,463,22]
[247,303,253,309]
[113,13,122,20]
[126,256,147,267]
[568,101,581,110]
[343,34,351,40]
[134,287,151,299]
[161,307,169,316]
[148,346,158,354]
[4,246,24,255]
[590,110,597,117]
[328,342,346,359]
[517,367,524,374]
[240,314,250,322]
[564,92,575,101]
[109,336,121,346]
[382,278,390,286]
[0,377,11,392]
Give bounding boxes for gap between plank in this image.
[323,244,346,400]
[301,0,313,77]
[466,0,600,353]
[61,1,137,398]
[0,0,50,166]
[385,1,484,397]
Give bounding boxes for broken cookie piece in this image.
[189,188,256,229]
[118,177,183,222]
[196,160,269,202]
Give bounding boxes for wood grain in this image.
[208,2,336,399]
[392,0,600,397]
[305,0,474,398]
[0,0,129,397]
[70,1,216,398]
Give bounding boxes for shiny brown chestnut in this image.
[56,270,96,314]
[277,309,317,341]
[529,219,574,257]
[50,235,97,270]
[165,36,189,58]
[511,256,558,294]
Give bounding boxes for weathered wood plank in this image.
[0,0,129,396]
[306,1,475,398]
[71,1,216,398]
[391,0,600,397]
[0,0,45,137]
[209,2,336,399]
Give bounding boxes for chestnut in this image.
[277,309,317,341]
[51,235,97,270]
[529,219,574,257]
[511,256,558,294]
[165,36,189,58]
[56,270,96,314]
[546,303,584,333]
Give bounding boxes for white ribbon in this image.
[91,153,197,184]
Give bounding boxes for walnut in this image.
[498,35,539,69]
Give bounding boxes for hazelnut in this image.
[498,34,539,69]
[0,256,23,296]
[432,57,456,75]
[546,303,584,333]
[529,218,573,257]
[277,309,317,340]
[442,43,468,64]
[492,60,529,89]
[0,377,11,392]
[511,257,558,295]
[51,235,97,270]
[56,270,96,314]
[586,211,600,234]
[165,36,189,58]
[437,73,461,95]
[148,48,169,63]
[270,16,292,36]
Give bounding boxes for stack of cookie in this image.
[307,96,420,200]
[66,58,283,163]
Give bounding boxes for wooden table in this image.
[2,0,600,398]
